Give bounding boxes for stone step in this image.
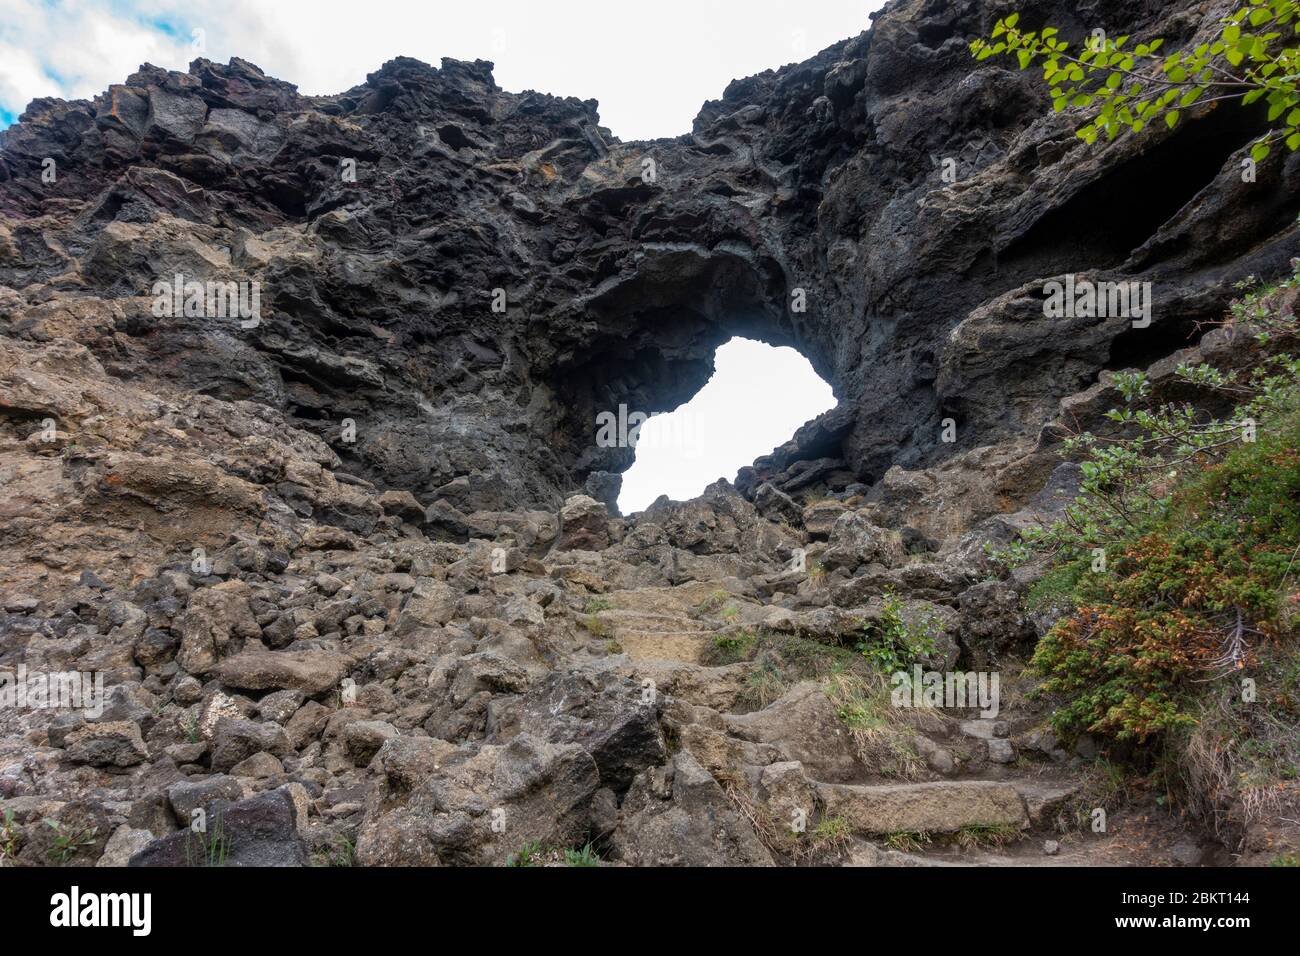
[605,581,740,618]
[1012,779,1082,828]
[595,609,711,634]
[615,631,709,664]
[817,780,1029,835]
[959,719,1009,740]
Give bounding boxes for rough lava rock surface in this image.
[0,0,1297,868]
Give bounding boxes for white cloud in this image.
[0,0,884,139]
[618,337,837,514]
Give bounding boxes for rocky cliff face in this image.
[5,0,1293,520]
[0,0,1295,867]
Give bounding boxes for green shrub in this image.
[855,591,938,673]
[1021,271,1300,742]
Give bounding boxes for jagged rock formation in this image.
[0,0,1296,867]
[5,0,1295,517]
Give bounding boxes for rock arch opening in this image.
[536,244,844,512]
[617,337,837,514]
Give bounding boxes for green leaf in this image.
[1005,12,1020,27]
[1252,141,1272,162]
[1165,110,1180,128]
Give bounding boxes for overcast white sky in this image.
[619,338,836,513]
[0,0,883,138]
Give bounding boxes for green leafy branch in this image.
[970,1,1300,161]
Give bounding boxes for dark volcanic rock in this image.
[1,0,1295,872]
[4,0,1292,518]
[129,789,307,867]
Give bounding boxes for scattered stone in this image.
[343,720,399,766]
[214,649,350,695]
[64,721,148,767]
[130,790,307,867]
[97,825,155,867]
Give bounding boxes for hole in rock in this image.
[617,337,837,515]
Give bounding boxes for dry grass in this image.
[823,671,937,780]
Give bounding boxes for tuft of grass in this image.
[742,662,788,709]
[311,836,356,867]
[883,830,931,853]
[824,671,928,779]
[955,823,1021,849]
[564,843,599,867]
[183,812,230,868]
[810,816,852,850]
[584,597,612,614]
[1,810,20,862]
[579,614,610,639]
[1058,758,1133,833]
[706,629,759,666]
[695,590,730,613]
[506,841,543,867]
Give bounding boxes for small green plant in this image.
[856,591,938,674]
[810,816,852,847]
[720,603,740,621]
[709,629,758,665]
[311,836,356,867]
[0,809,20,862]
[182,713,200,744]
[183,811,230,868]
[579,614,609,639]
[583,597,612,614]
[506,841,543,867]
[696,590,730,613]
[44,819,97,865]
[1269,853,1300,866]
[563,843,599,867]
